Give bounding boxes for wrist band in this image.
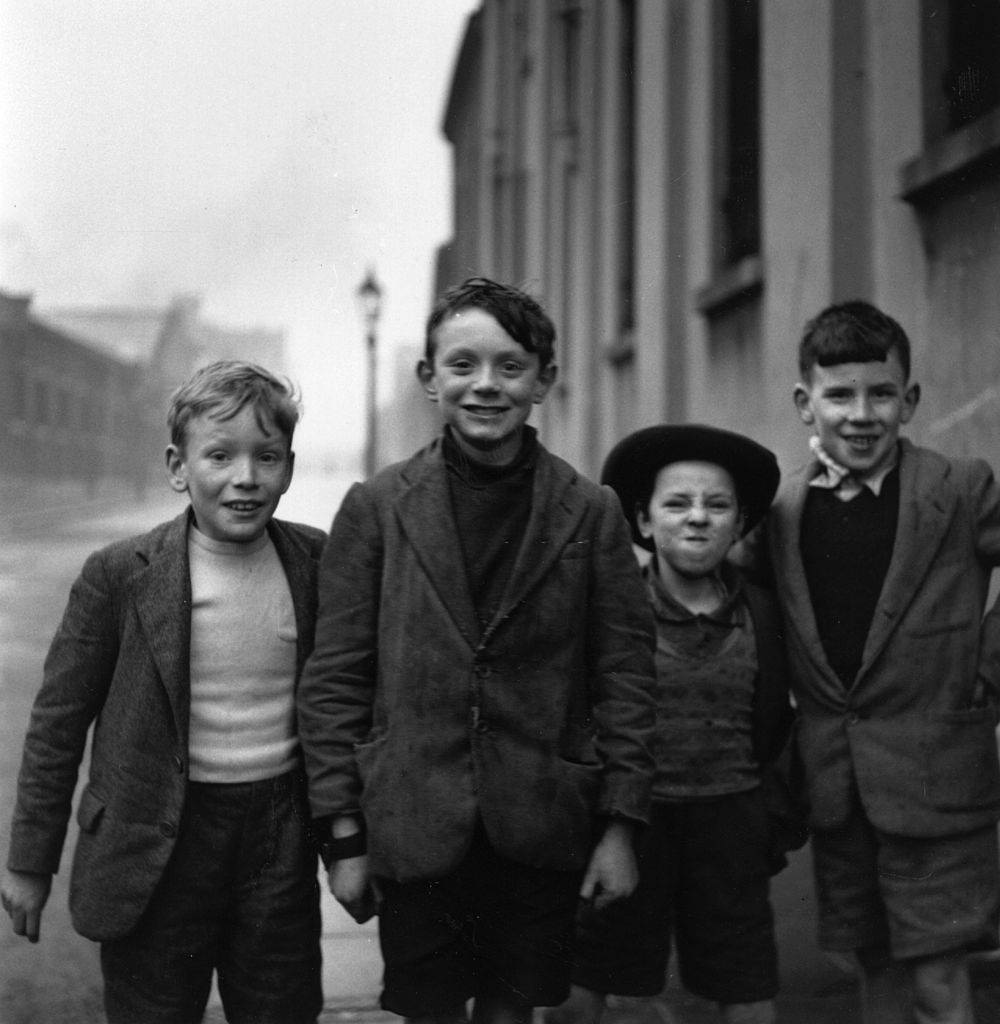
[320,828,367,868]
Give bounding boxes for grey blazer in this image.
[6,511,325,941]
[768,439,1000,837]
[297,437,657,881]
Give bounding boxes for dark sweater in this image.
[443,426,538,632]
[800,466,900,685]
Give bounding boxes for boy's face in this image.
[794,349,919,478]
[165,404,293,544]
[417,307,556,465]
[638,461,743,583]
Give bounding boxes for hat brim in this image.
[600,424,780,551]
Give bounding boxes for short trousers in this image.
[572,790,778,1005]
[377,824,584,1016]
[811,796,1000,960]
[101,770,323,1024]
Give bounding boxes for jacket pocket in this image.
[76,786,106,834]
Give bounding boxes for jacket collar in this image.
[131,509,318,738]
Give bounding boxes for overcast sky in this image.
[0,0,477,461]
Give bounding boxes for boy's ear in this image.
[165,445,189,494]
[532,363,558,404]
[416,359,438,402]
[636,502,653,541]
[793,383,814,425]
[900,381,921,424]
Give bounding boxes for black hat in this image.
[601,424,780,551]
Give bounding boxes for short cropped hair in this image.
[424,277,557,369]
[167,360,301,450]
[799,300,911,382]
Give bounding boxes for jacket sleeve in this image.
[296,483,382,819]
[585,486,657,824]
[7,550,119,875]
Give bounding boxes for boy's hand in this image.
[579,819,638,909]
[328,855,379,924]
[1,868,52,943]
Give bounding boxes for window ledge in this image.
[900,106,1000,206]
[695,255,763,318]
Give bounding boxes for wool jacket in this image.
[6,511,326,941]
[767,439,1000,837]
[297,436,657,881]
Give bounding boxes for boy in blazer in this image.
[297,278,656,1024]
[2,362,326,1024]
[768,301,1000,1023]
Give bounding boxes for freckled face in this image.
[165,405,293,543]
[418,308,556,465]
[794,351,919,477]
[638,461,742,585]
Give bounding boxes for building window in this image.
[716,0,760,267]
[923,0,1000,142]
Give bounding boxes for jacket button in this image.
[475,720,490,734]
[174,755,185,774]
[160,821,177,837]
[474,664,492,679]
[847,713,859,725]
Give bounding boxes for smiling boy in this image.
[2,361,326,1024]
[297,277,656,1024]
[767,301,1000,1023]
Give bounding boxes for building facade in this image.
[2,290,288,503]
[437,0,1000,478]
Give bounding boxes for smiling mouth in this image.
[224,502,262,512]
[844,436,878,450]
[463,406,507,417]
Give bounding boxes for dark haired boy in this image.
[2,361,326,1024]
[768,300,1000,1023]
[297,277,656,1024]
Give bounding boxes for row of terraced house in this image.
[1,290,286,506]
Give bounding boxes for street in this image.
[1,476,998,1023]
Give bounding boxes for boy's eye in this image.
[208,450,230,462]
[502,361,524,373]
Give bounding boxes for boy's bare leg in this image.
[856,945,910,1024]
[719,999,775,1024]
[470,993,534,1024]
[543,985,607,1024]
[909,951,973,1024]
[406,1007,468,1024]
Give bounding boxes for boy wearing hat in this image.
[549,425,792,1024]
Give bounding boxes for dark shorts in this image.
[572,790,778,1005]
[101,770,323,1024]
[811,796,1000,960]
[377,825,584,1016]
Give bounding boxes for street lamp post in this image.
[355,267,383,479]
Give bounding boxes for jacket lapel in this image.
[269,519,318,677]
[484,450,587,644]
[858,441,955,676]
[771,467,844,693]
[132,511,192,740]
[395,442,481,648]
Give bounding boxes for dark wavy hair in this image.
[424,277,557,368]
[799,300,911,382]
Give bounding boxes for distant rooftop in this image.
[35,305,166,365]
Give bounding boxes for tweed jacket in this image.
[768,439,1000,837]
[6,511,326,942]
[297,437,657,882]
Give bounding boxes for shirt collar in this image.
[808,435,899,500]
[643,560,745,625]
